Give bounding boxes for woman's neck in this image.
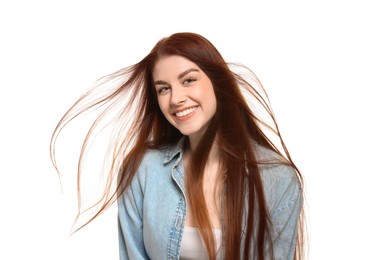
[186,136,220,165]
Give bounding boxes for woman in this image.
[51,32,305,260]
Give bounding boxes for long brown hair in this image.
[50,32,305,259]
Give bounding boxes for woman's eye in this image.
[183,78,196,85]
[158,86,170,94]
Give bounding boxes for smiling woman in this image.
[50,32,306,260]
[153,56,217,146]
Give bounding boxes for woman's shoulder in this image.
[253,143,287,164]
[136,140,184,174]
[137,147,171,172]
[141,147,168,162]
[252,144,295,177]
[143,139,183,163]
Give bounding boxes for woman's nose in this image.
[170,87,187,106]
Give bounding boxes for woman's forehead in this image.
[152,55,200,79]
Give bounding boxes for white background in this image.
[1,0,389,259]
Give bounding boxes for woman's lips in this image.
[173,106,198,120]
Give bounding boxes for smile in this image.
[174,106,198,117]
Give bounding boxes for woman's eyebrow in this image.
[154,80,167,85]
[178,68,199,80]
[154,68,199,85]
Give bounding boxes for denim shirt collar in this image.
[163,137,185,165]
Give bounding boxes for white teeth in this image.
[175,107,197,117]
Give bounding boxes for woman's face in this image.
[153,55,217,143]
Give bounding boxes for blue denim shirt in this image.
[118,139,302,260]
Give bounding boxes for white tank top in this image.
[180,227,222,260]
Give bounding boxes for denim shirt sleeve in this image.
[117,172,150,260]
[262,164,303,260]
